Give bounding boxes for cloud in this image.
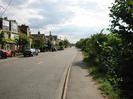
[0,0,114,43]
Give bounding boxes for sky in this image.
[0,0,114,43]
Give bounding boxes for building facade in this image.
[0,17,19,51]
[32,31,45,40]
[18,24,33,48]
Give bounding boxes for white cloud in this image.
[0,0,44,24]
[0,0,114,43]
[8,8,44,24]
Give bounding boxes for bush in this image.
[77,33,122,99]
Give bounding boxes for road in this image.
[0,47,77,99]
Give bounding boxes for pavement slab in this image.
[66,51,104,99]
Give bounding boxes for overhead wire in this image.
[0,5,5,9]
[0,0,13,17]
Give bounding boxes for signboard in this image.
[3,20,9,31]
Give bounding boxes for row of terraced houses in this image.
[0,17,62,52]
[0,17,32,51]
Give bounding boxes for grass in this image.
[88,65,119,99]
[98,79,119,99]
[82,51,119,99]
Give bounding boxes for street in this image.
[0,47,77,99]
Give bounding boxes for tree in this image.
[110,0,133,98]
[63,39,70,48]
[0,31,5,49]
[32,38,45,49]
[110,0,133,42]
[18,33,30,51]
[59,41,64,47]
[76,38,87,50]
[47,40,53,51]
[76,33,123,98]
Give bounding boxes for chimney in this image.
[4,17,8,20]
[38,31,40,35]
[50,31,52,36]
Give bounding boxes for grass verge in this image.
[85,62,119,99]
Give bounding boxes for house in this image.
[9,20,19,51]
[31,31,46,51]
[45,31,58,45]
[32,31,45,40]
[0,17,19,51]
[18,24,31,36]
[0,17,9,31]
[18,24,33,48]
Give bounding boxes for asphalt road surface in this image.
[0,47,77,99]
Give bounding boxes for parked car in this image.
[0,49,12,59]
[58,46,64,50]
[0,50,7,59]
[23,48,39,57]
[36,49,40,53]
[5,50,12,57]
[51,47,57,52]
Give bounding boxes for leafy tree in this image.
[32,38,45,49]
[18,33,30,51]
[75,0,133,98]
[110,0,133,98]
[47,40,53,51]
[0,31,5,49]
[110,0,133,42]
[59,41,64,47]
[63,39,70,48]
[76,38,87,50]
[76,33,123,98]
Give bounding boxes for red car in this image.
[0,49,7,59]
[5,50,12,57]
[0,49,12,59]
